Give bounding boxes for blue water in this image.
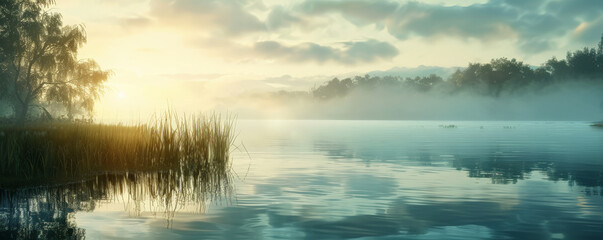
[2,121,603,239]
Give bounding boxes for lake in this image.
[2,120,603,239]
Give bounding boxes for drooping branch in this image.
[0,0,109,122]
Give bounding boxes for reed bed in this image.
[0,112,236,187]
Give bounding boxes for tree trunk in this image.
[14,100,29,125]
[67,101,74,121]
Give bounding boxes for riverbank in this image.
[0,112,235,188]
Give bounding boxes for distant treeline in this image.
[313,35,603,100]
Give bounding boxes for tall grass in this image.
[0,111,236,187]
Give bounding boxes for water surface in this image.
[2,121,603,239]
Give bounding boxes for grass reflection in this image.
[0,162,233,239]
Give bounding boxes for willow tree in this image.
[46,59,109,119]
[0,0,109,122]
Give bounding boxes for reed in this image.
[0,111,236,187]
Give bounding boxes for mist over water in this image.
[223,81,603,121]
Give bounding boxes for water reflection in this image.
[0,169,232,239]
[221,120,603,239]
[267,197,603,239]
[2,120,602,239]
[312,130,603,189]
[158,193,603,239]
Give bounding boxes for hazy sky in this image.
[52,0,603,118]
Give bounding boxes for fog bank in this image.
[223,82,603,121]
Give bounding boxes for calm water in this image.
[2,120,603,239]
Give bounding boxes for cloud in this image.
[387,2,517,40]
[546,0,603,21]
[260,75,324,90]
[253,39,399,65]
[368,65,458,79]
[296,0,603,53]
[157,73,224,81]
[149,0,266,36]
[511,13,569,53]
[572,17,603,44]
[299,0,398,26]
[119,16,152,30]
[518,40,555,54]
[105,0,603,68]
[493,0,547,9]
[299,1,520,41]
[266,6,306,30]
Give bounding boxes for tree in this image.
[312,77,354,99]
[566,47,599,79]
[405,74,443,92]
[598,33,603,73]
[45,59,110,119]
[0,0,109,122]
[449,63,485,93]
[489,58,535,95]
[544,57,570,80]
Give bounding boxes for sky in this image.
[51,0,603,119]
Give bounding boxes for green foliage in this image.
[0,0,109,122]
[312,74,444,99]
[405,74,444,92]
[312,77,354,99]
[542,34,603,81]
[312,34,603,100]
[449,58,540,96]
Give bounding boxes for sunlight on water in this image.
[2,120,603,239]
